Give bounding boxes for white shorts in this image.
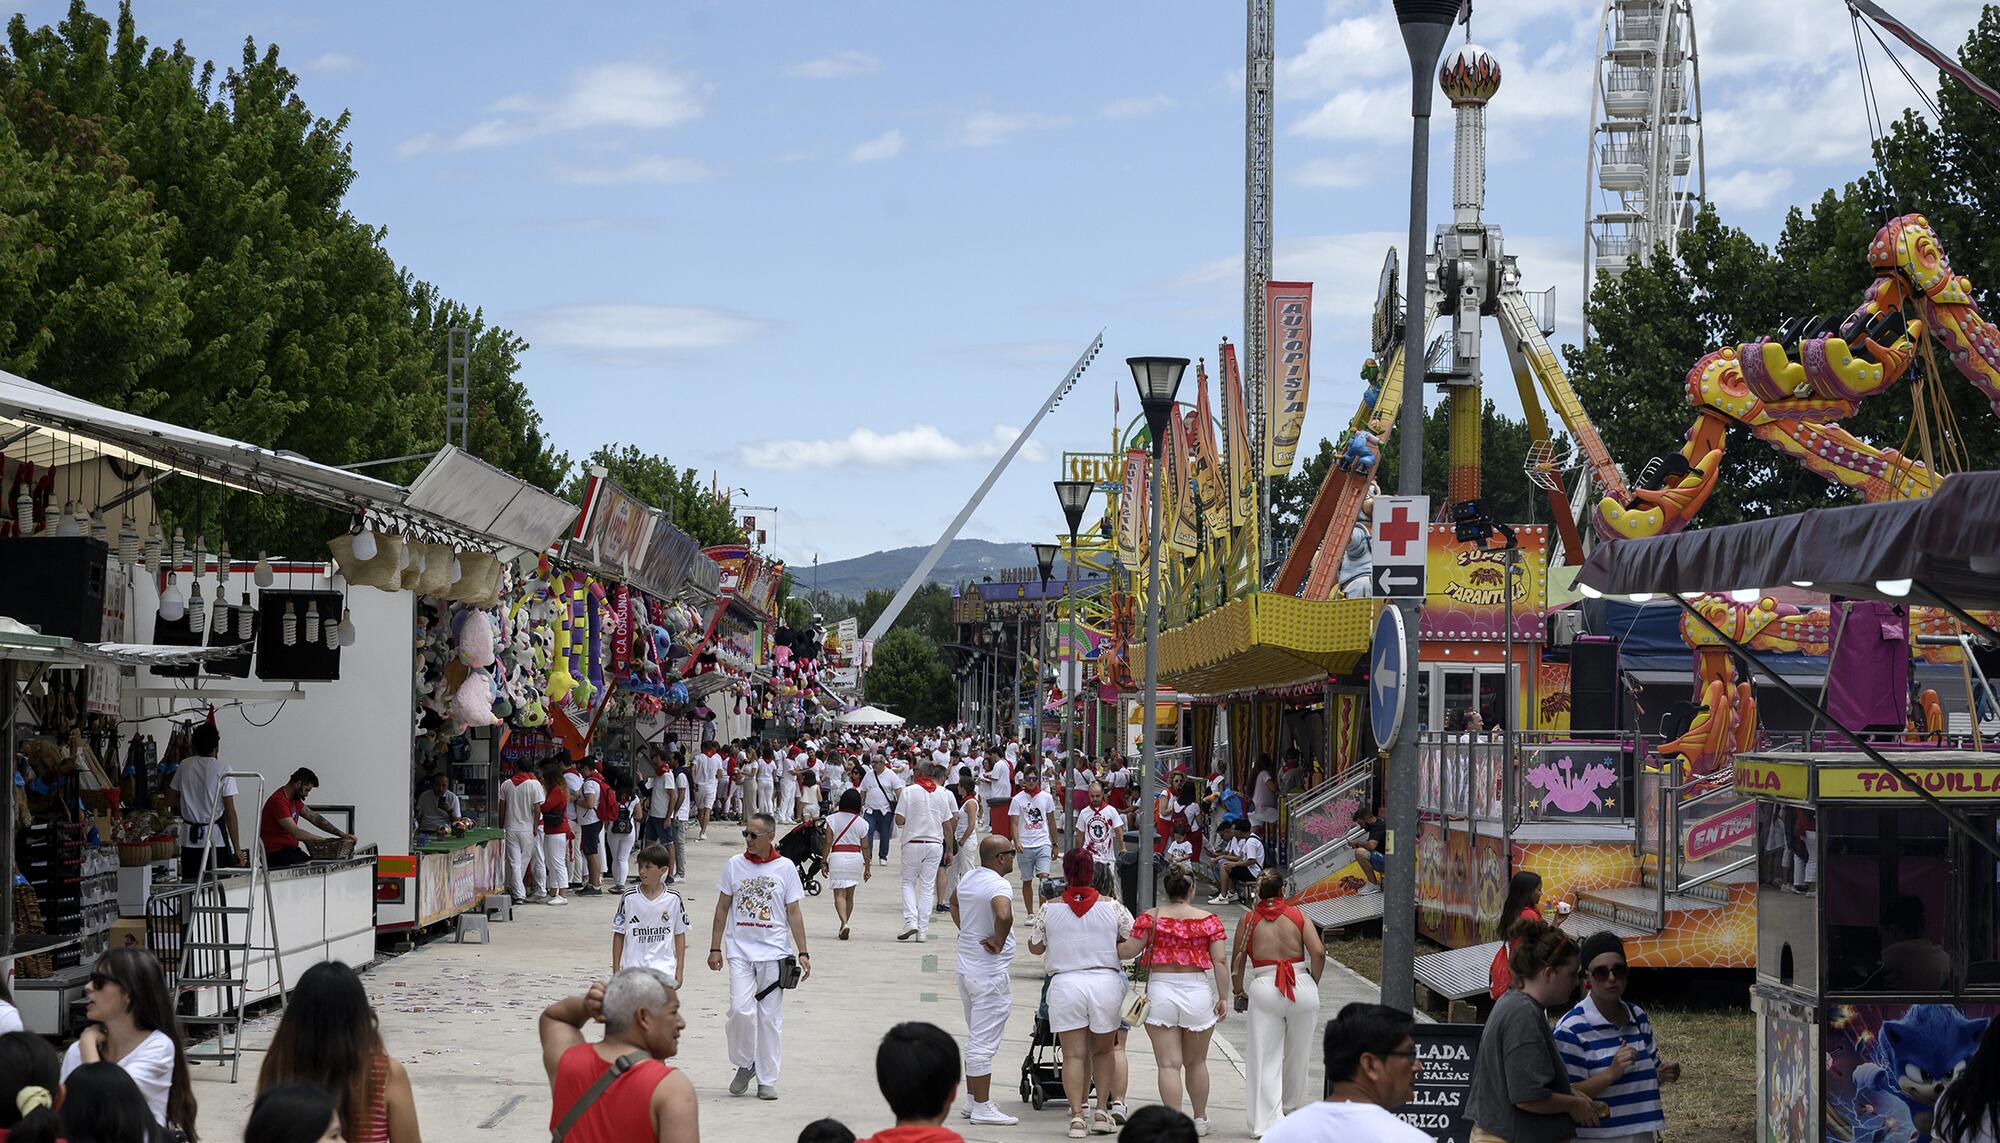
[696,783,716,810]
[1144,971,1219,1031]
[1046,969,1127,1035]
[828,851,865,889]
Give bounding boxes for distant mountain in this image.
[804,539,1047,598]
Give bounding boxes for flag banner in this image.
[1264,280,1314,476]
[1116,446,1147,570]
[1169,408,1199,554]
[1220,341,1254,530]
[1188,362,1226,539]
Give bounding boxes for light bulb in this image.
[254,552,274,587]
[322,611,340,645]
[1577,582,1603,600]
[89,512,107,544]
[158,573,187,623]
[329,572,346,594]
[14,484,31,534]
[282,601,298,646]
[1874,578,1913,597]
[303,600,320,644]
[117,516,139,564]
[211,596,231,636]
[54,501,79,538]
[415,547,427,574]
[352,527,378,562]
[236,591,255,641]
[1626,592,1655,603]
[217,541,230,582]
[144,524,163,569]
[187,581,206,632]
[396,539,412,571]
[451,555,463,583]
[171,527,185,568]
[1728,588,1762,603]
[1789,580,1816,589]
[336,609,356,647]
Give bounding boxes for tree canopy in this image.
[862,626,957,726]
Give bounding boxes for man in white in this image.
[707,813,812,1101]
[1259,1002,1429,1143]
[895,763,958,943]
[169,722,241,880]
[1211,817,1265,905]
[1007,771,1059,915]
[1075,782,1124,869]
[980,748,1016,835]
[862,754,905,867]
[562,762,586,889]
[694,741,723,841]
[499,761,547,903]
[950,835,1020,1127]
[776,748,798,823]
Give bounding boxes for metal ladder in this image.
[173,770,286,1081]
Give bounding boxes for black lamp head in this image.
[1054,480,1094,538]
[1126,356,1190,457]
[1032,542,1059,589]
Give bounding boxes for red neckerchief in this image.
[744,849,782,864]
[914,775,938,792]
[1061,885,1099,916]
[1249,900,1307,1000]
[509,772,531,785]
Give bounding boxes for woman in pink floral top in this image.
[1130,864,1230,1135]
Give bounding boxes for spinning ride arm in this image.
[1596,214,2000,542]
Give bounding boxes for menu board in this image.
[1324,1021,1481,1142]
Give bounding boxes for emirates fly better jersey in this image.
[611,887,690,978]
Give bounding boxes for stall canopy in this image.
[1576,470,2000,609]
[836,704,906,727]
[0,370,575,555]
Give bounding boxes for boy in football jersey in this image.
[612,844,690,988]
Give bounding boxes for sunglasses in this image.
[88,972,116,990]
[1587,963,1630,982]
[996,848,1018,857]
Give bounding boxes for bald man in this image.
[948,834,1021,1126]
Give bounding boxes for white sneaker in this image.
[1359,883,1382,896]
[915,932,927,943]
[969,1103,1019,1126]
[1207,894,1230,905]
[546,896,568,907]
[1194,1117,1210,1137]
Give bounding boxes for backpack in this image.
[1218,788,1248,821]
[596,777,621,823]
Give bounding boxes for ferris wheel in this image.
[1583,0,1706,301]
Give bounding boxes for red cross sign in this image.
[1371,496,1432,567]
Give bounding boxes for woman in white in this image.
[776,749,798,822]
[60,948,195,1139]
[751,749,777,818]
[1249,758,1280,831]
[1229,869,1328,1137]
[821,788,872,941]
[943,775,981,915]
[1132,865,1230,1135]
[1029,848,1146,1139]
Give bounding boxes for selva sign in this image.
[1330,1021,1481,1142]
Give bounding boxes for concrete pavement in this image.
[189,831,1386,1141]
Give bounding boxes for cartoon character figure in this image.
[1337,429,1381,473]
[1852,1004,1990,1142]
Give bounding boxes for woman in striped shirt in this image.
[1552,932,1680,1143]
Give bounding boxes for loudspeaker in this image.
[0,536,107,641]
[1571,636,1622,732]
[254,590,343,682]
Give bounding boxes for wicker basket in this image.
[150,836,177,862]
[303,837,355,861]
[11,886,52,979]
[119,841,154,868]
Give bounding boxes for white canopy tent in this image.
[836,704,906,727]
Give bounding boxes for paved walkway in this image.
[190,834,1385,1141]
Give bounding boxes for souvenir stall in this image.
[1572,470,2000,1142]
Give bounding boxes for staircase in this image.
[1280,766,1384,930]
[169,771,287,1081]
[1561,764,1754,943]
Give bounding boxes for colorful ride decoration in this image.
[1597,213,2000,541]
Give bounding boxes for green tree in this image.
[566,444,747,549]
[864,626,956,725]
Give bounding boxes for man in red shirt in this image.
[539,969,698,1143]
[259,767,353,869]
[857,1022,964,1143]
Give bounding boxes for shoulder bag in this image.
[551,1050,651,1143]
[1120,908,1156,1028]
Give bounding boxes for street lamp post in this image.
[986,618,1004,739]
[1053,479,1094,850]
[1032,540,1059,824]
[1384,0,1457,1014]
[1129,355,1190,912]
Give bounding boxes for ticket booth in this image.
[1740,749,2000,1143]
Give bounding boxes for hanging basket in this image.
[414,543,456,597]
[329,532,406,592]
[445,552,504,607]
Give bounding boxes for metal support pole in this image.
[1383,2,1452,1013]
[1061,535,1079,849]
[1012,609,1024,743]
[1139,447,1165,910]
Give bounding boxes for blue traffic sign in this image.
[1369,605,1409,750]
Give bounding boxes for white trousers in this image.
[504,829,543,900]
[1245,964,1320,1136]
[541,834,571,895]
[777,778,796,822]
[753,780,775,818]
[900,840,944,933]
[724,779,742,814]
[958,969,1012,1078]
[606,828,636,885]
[726,958,786,1084]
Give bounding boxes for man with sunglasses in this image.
[1553,932,1678,1143]
[1262,1001,1429,1142]
[707,813,811,1102]
[949,834,1021,1127]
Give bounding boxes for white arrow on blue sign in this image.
[1369,605,1409,750]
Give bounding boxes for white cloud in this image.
[1707,168,1798,213]
[398,63,707,158]
[787,50,882,79]
[1101,94,1174,120]
[1280,13,1402,97]
[530,304,760,352]
[955,111,1073,147]
[307,52,357,74]
[1293,157,1371,188]
[736,424,1048,471]
[848,129,906,163]
[1292,85,1415,143]
[555,156,711,185]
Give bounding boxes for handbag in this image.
[1120,909,1157,1028]
[551,1050,650,1143]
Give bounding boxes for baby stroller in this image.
[777,819,825,896]
[1017,976,1067,1110]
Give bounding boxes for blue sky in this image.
[29,0,1984,563]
